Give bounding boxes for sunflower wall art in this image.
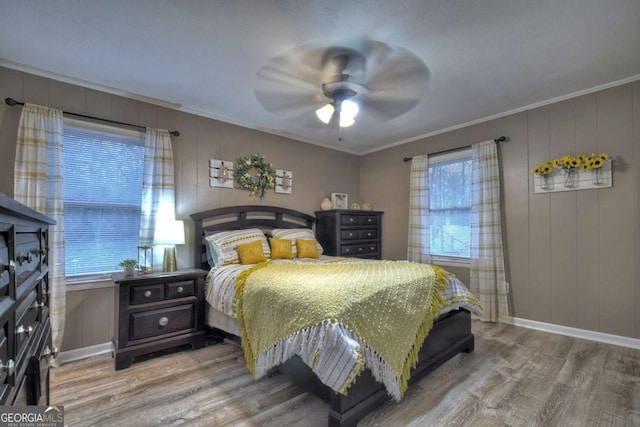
[532,153,612,194]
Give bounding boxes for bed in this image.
[190,205,480,427]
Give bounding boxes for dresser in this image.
[315,210,383,259]
[111,268,206,370]
[0,193,56,406]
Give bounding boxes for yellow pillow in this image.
[270,238,294,259]
[296,239,319,259]
[236,240,267,265]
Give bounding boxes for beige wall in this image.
[0,66,360,351]
[360,81,640,340]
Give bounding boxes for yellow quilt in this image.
[234,260,448,399]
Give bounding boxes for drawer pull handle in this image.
[371,246,375,250]
[345,248,350,253]
[144,290,152,298]
[17,252,28,265]
[348,233,353,237]
[0,359,15,376]
[177,286,184,293]
[0,259,15,274]
[367,218,372,222]
[158,317,169,327]
[42,346,59,361]
[349,218,354,222]
[367,233,372,237]
[31,301,45,310]
[16,325,34,337]
[358,247,363,251]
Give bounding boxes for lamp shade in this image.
[315,103,335,124]
[153,220,185,245]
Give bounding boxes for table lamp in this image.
[153,220,185,272]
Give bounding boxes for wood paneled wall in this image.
[2,64,638,346]
[360,81,640,339]
[0,66,360,351]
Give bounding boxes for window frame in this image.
[62,119,145,278]
[428,148,472,263]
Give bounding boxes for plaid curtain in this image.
[470,140,509,321]
[407,154,431,263]
[14,103,66,363]
[139,128,175,269]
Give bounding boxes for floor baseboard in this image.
[505,317,640,350]
[58,342,112,365]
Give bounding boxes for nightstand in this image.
[111,268,207,370]
[315,210,384,259]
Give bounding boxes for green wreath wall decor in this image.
[234,154,276,198]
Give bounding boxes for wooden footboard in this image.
[280,309,474,427]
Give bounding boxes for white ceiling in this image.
[1,1,639,155]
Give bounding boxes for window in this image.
[63,121,144,275]
[429,149,472,259]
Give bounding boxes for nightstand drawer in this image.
[166,280,194,299]
[130,284,164,305]
[130,304,195,341]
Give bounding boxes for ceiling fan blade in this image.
[363,44,429,93]
[254,56,326,112]
[358,94,423,123]
[254,88,323,113]
[256,62,319,92]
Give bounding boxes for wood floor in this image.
[51,321,640,426]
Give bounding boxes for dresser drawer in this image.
[130,283,165,305]
[166,280,194,299]
[0,234,8,300]
[14,289,39,360]
[14,232,41,296]
[0,326,8,386]
[340,229,378,241]
[340,214,379,226]
[340,242,378,257]
[129,304,195,341]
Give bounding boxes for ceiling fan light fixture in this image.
[315,103,335,124]
[339,113,355,128]
[340,99,359,118]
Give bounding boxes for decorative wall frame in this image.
[331,193,348,209]
[209,159,234,188]
[534,159,612,193]
[275,169,293,194]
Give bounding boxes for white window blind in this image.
[429,149,472,258]
[63,122,144,275]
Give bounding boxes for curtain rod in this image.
[4,97,180,137]
[402,136,507,162]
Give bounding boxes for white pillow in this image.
[270,228,323,257]
[205,228,270,266]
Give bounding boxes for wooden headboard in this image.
[190,205,316,270]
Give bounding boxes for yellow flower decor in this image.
[532,162,555,176]
[555,155,581,170]
[532,153,610,175]
[581,152,609,171]
[234,153,276,198]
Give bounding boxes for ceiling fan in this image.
[254,40,429,140]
